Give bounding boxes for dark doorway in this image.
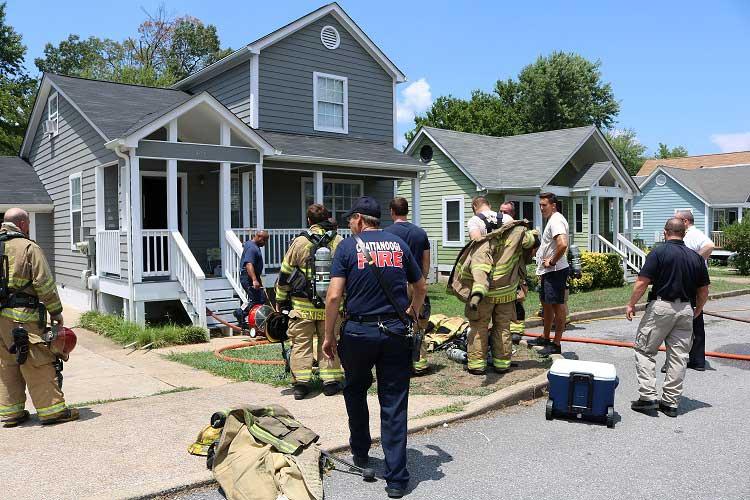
[141,176,183,230]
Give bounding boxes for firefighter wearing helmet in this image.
[275,204,344,400]
[0,208,78,427]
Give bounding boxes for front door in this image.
[141,176,183,230]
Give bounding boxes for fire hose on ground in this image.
[206,307,288,366]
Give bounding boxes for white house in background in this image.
[16,3,426,328]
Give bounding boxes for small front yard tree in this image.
[723,219,750,275]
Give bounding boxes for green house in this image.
[399,125,642,276]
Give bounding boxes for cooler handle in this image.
[567,371,594,413]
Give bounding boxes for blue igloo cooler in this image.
[546,359,619,428]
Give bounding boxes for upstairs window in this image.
[442,195,465,247]
[313,72,348,134]
[69,172,82,249]
[47,92,59,137]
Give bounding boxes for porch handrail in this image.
[616,233,646,272]
[96,230,121,276]
[224,229,248,303]
[711,230,725,249]
[171,231,207,329]
[591,233,640,274]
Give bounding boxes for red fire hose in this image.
[206,307,287,366]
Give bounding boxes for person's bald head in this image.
[664,217,686,240]
[253,230,269,247]
[675,210,694,227]
[3,208,30,236]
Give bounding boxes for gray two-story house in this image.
[17,2,425,328]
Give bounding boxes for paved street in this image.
[175,296,750,500]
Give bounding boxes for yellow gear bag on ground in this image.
[425,314,469,352]
[211,404,324,500]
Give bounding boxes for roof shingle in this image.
[658,165,750,204]
[637,151,750,177]
[0,157,51,205]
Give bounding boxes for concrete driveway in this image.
[177,295,750,500]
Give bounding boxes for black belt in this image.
[1,293,39,309]
[347,312,401,323]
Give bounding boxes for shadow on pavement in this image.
[70,407,102,423]
[678,396,712,415]
[360,444,454,493]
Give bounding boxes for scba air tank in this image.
[314,245,332,300]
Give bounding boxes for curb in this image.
[129,356,558,499]
[524,288,750,328]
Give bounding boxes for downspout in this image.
[113,145,136,321]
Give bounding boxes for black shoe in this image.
[353,454,370,468]
[493,366,510,374]
[659,402,678,417]
[631,399,658,414]
[233,308,248,329]
[293,384,309,400]
[385,486,406,498]
[323,382,341,397]
[412,367,429,377]
[527,336,550,347]
[511,333,522,344]
[467,368,486,376]
[660,364,667,374]
[40,407,79,425]
[687,363,706,371]
[2,410,30,428]
[538,343,561,357]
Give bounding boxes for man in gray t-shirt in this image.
[528,193,569,357]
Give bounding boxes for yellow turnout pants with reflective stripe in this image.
[287,312,344,385]
[466,299,515,371]
[0,317,67,422]
[412,317,429,373]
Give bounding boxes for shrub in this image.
[79,311,208,348]
[569,272,595,293]
[525,263,539,290]
[580,252,624,289]
[723,219,750,275]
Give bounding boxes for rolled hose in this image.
[206,307,287,365]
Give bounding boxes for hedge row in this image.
[525,252,624,294]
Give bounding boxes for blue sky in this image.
[8,0,750,155]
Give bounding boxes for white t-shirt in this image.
[536,211,569,275]
[683,225,713,264]
[467,210,512,238]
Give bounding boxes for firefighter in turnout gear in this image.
[0,208,79,427]
[449,220,538,375]
[276,204,344,400]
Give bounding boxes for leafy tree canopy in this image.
[654,142,688,159]
[605,129,647,176]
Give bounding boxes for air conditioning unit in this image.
[42,119,57,136]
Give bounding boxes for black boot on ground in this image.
[527,337,550,348]
[293,384,309,400]
[2,410,30,428]
[631,399,658,414]
[41,408,80,425]
[323,382,341,396]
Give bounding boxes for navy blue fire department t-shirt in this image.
[240,240,263,276]
[331,230,422,316]
[384,221,430,267]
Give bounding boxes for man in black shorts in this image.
[528,193,569,357]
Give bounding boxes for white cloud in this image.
[396,78,432,124]
[710,132,750,153]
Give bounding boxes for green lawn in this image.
[709,266,745,278]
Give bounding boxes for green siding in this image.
[397,138,477,267]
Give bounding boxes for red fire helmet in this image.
[51,327,77,358]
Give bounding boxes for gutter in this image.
[272,153,427,173]
[112,145,136,322]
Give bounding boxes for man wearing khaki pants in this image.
[626,218,710,418]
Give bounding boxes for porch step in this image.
[205,278,242,330]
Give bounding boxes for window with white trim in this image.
[69,172,82,249]
[302,178,362,226]
[632,210,643,230]
[313,72,348,134]
[442,196,465,247]
[48,92,59,136]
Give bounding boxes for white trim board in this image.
[313,72,348,134]
[300,176,364,225]
[441,195,465,248]
[640,166,711,206]
[139,171,189,238]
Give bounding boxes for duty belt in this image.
[347,312,402,323]
[1,293,40,309]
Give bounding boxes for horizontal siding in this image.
[364,178,394,228]
[34,212,55,274]
[188,61,252,123]
[259,13,393,142]
[398,138,476,267]
[28,93,116,290]
[186,168,220,273]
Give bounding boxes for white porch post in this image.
[738,206,744,223]
[255,159,265,229]
[534,194,542,232]
[130,151,143,283]
[613,196,620,237]
[167,120,178,279]
[412,176,421,225]
[242,171,251,227]
[704,203,710,235]
[593,195,600,251]
[314,171,324,205]
[219,122,231,275]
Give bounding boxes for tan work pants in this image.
[0,317,67,422]
[466,300,515,371]
[288,313,343,385]
[634,299,694,408]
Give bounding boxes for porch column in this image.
[704,203,710,235]
[412,176,421,225]
[613,196,620,238]
[130,151,143,283]
[219,122,232,275]
[167,120,178,280]
[738,206,744,223]
[593,195,600,250]
[534,194,542,231]
[242,171,251,227]
[255,159,265,229]
[314,171,324,205]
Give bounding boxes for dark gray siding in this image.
[186,166,220,273]
[34,212,55,274]
[187,61,252,123]
[364,178,395,227]
[103,164,119,230]
[27,94,117,289]
[258,14,393,142]
[264,170,305,228]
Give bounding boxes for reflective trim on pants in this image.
[37,401,67,419]
[0,402,25,418]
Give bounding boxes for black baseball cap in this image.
[344,196,381,219]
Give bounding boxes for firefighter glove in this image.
[9,326,30,365]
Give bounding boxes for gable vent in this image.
[320,25,340,50]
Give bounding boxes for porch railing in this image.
[96,230,121,276]
[616,233,646,273]
[232,227,353,270]
[224,230,248,303]
[172,231,207,331]
[711,231,725,249]
[142,229,171,278]
[591,233,640,274]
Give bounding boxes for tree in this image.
[0,2,36,155]
[723,218,750,275]
[605,129,647,175]
[654,142,688,159]
[408,51,619,142]
[34,5,230,87]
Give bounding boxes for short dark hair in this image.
[472,196,490,211]
[539,192,557,204]
[307,204,330,225]
[664,217,686,238]
[390,197,409,216]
